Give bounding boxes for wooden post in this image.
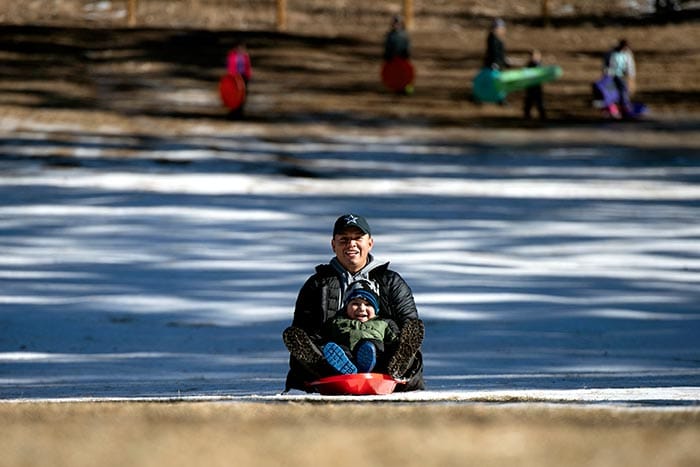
[541,0,550,27]
[127,0,137,27]
[276,0,287,32]
[403,0,414,30]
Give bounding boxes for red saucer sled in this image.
[308,373,401,395]
[381,58,415,93]
[219,72,246,110]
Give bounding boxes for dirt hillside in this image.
[0,0,699,138]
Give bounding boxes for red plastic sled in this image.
[381,58,415,93]
[308,373,400,395]
[219,73,246,110]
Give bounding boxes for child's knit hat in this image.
[343,280,380,314]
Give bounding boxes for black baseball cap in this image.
[333,213,371,236]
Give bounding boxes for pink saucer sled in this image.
[308,373,401,395]
[219,73,246,110]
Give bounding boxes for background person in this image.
[604,39,636,115]
[226,42,252,84]
[224,42,252,118]
[483,18,511,70]
[383,14,411,62]
[523,49,547,120]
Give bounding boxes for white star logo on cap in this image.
[345,214,359,224]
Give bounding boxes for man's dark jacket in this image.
[484,31,507,69]
[384,29,411,62]
[285,258,424,392]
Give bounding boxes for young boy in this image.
[524,49,547,120]
[322,280,399,374]
[225,42,252,118]
[226,42,252,84]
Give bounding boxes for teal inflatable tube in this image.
[473,65,562,103]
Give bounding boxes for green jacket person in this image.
[321,280,400,374]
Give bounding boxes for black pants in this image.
[524,85,546,120]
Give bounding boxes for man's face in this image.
[331,227,374,273]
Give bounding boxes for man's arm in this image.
[382,270,419,328]
[292,277,325,341]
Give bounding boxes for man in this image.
[480,18,514,106]
[483,18,511,70]
[283,213,425,393]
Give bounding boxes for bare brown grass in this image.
[1,402,699,467]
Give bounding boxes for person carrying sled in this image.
[381,14,415,95]
[479,17,518,106]
[282,213,425,393]
[322,279,400,374]
[603,39,636,115]
[224,42,252,118]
